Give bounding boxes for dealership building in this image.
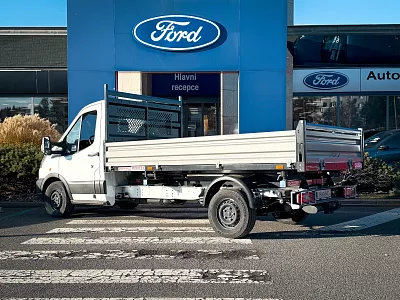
[1,0,400,137]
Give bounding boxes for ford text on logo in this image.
[303,71,349,90]
[133,15,221,51]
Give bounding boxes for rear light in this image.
[297,191,315,205]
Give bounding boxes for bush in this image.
[0,114,61,146]
[343,154,400,195]
[0,114,61,198]
[0,144,43,196]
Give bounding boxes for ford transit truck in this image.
[37,84,363,238]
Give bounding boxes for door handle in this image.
[88,152,99,157]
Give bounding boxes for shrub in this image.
[343,154,400,194]
[0,114,61,146]
[0,144,43,196]
[0,114,61,198]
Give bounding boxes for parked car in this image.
[364,128,385,140]
[364,129,400,165]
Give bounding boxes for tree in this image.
[37,98,50,119]
[360,96,386,130]
[340,97,363,128]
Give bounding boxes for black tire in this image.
[208,189,256,239]
[117,201,139,209]
[272,209,308,225]
[44,181,74,218]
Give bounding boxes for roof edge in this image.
[288,24,400,35]
[0,27,67,35]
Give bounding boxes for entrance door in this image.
[184,103,219,137]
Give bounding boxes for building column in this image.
[220,72,239,134]
[116,71,142,94]
[286,0,294,129]
[286,49,294,130]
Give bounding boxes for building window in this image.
[389,96,400,130]
[0,97,68,133]
[293,96,337,127]
[340,96,385,131]
[293,95,400,134]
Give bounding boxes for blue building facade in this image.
[67,0,288,134]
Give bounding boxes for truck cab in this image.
[38,100,110,216]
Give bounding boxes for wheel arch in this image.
[41,173,73,200]
[203,175,260,209]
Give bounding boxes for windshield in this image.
[365,131,393,148]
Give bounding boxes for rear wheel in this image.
[44,181,74,218]
[208,189,256,239]
[272,209,308,225]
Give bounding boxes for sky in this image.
[0,0,399,27]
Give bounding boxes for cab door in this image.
[58,105,101,202]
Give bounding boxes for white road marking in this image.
[0,250,259,260]
[1,298,281,300]
[67,219,210,225]
[319,208,400,232]
[0,269,271,284]
[22,237,252,245]
[47,227,214,233]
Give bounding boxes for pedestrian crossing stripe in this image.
[0,269,271,284]
[66,219,210,225]
[0,250,260,260]
[46,227,214,233]
[0,298,281,300]
[21,237,252,245]
[318,207,400,232]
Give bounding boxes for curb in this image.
[339,199,400,207]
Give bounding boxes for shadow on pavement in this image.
[0,206,56,230]
[70,204,209,220]
[1,203,399,240]
[248,229,400,240]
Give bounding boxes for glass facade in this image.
[0,97,68,133]
[291,34,400,67]
[293,95,400,134]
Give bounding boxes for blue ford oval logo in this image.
[303,71,349,90]
[133,15,221,51]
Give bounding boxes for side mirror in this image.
[41,136,52,155]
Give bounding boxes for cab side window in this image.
[64,110,97,155]
[79,111,97,151]
[65,118,81,154]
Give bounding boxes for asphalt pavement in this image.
[0,203,400,300]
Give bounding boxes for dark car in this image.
[364,129,400,165]
[364,128,385,140]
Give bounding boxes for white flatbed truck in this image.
[37,84,363,238]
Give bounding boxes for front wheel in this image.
[208,189,256,239]
[272,209,308,225]
[44,181,74,218]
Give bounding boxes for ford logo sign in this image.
[133,15,221,51]
[303,71,349,90]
